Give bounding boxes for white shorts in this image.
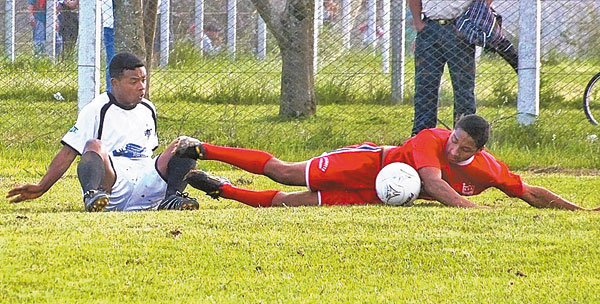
[102,156,167,211]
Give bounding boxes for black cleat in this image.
[184,169,229,199]
[157,191,200,210]
[83,189,109,212]
[173,136,205,160]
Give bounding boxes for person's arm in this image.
[418,167,486,208]
[6,145,78,203]
[408,0,425,32]
[518,183,587,211]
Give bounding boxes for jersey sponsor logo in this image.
[112,143,148,159]
[144,128,152,138]
[318,156,329,172]
[68,126,78,133]
[461,183,474,195]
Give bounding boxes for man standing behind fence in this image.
[409,0,480,135]
[28,0,47,55]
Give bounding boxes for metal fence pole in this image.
[517,0,540,125]
[195,0,204,54]
[314,0,319,72]
[257,15,266,60]
[160,0,170,66]
[77,0,101,111]
[391,0,406,103]
[366,0,376,48]
[45,0,56,58]
[4,0,15,61]
[381,0,390,73]
[316,0,323,27]
[227,0,236,59]
[341,0,351,49]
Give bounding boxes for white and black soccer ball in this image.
[375,162,421,206]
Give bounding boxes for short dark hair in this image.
[455,114,490,149]
[109,52,145,80]
[204,23,221,33]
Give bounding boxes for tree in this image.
[251,0,316,117]
[113,0,159,97]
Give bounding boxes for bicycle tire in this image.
[583,72,600,125]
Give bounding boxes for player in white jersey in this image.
[7,53,199,212]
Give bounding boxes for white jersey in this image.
[62,92,158,159]
[62,93,166,211]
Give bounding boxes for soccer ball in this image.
[375,162,421,206]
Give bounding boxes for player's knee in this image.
[83,139,103,153]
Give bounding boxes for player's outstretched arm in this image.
[6,145,78,203]
[518,183,587,211]
[418,167,487,208]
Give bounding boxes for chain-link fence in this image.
[1,0,600,165]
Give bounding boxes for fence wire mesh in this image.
[1,0,600,165]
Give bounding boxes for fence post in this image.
[77,0,101,111]
[4,0,15,61]
[227,0,236,59]
[366,0,376,48]
[160,0,170,66]
[257,15,266,60]
[391,0,406,104]
[341,0,351,49]
[195,0,204,54]
[517,0,540,125]
[316,0,323,26]
[45,0,57,58]
[314,0,319,72]
[381,0,390,73]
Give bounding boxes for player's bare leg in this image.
[271,191,319,207]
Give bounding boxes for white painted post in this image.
[341,0,351,49]
[366,0,376,48]
[317,0,323,26]
[77,0,101,111]
[391,0,406,103]
[160,0,170,66]
[45,0,56,58]
[381,0,390,73]
[517,0,540,125]
[195,0,204,54]
[314,0,319,72]
[5,0,15,61]
[257,15,266,60]
[227,0,236,59]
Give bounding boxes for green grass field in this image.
[2,54,600,302]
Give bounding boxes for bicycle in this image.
[584,72,600,125]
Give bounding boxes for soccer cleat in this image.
[184,169,230,199]
[83,189,109,212]
[173,136,205,160]
[157,191,200,210]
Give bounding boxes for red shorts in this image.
[306,143,383,205]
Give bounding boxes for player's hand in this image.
[6,184,46,203]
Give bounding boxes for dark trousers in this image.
[412,19,476,135]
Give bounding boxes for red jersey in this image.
[384,128,525,198]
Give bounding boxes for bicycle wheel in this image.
[583,72,600,125]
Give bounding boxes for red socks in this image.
[221,184,278,208]
[203,143,274,175]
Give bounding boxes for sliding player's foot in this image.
[184,169,230,199]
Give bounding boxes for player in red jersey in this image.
[174,114,595,210]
